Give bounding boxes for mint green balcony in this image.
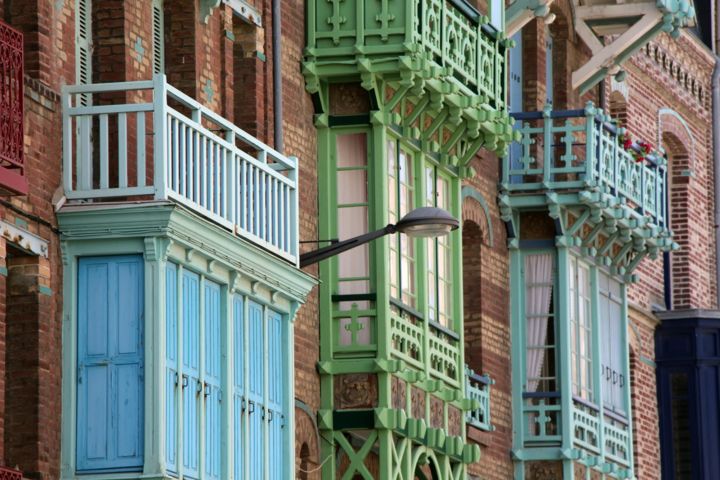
[499,103,675,267]
[465,367,493,431]
[502,104,668,230]
[304,0,515,154]
[522,395,632,472]
[306,0,506,105]
[61,75,299,264]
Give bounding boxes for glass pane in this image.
[338,317,372,345]
[337,133,367,168]
[388,140,398,223]
[337,170,367,204]
[425,167,434,206]
[337,206,368,280]
[670,373,692,479]
[338,280,370,296]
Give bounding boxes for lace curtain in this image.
[525,253,554,392]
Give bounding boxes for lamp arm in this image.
[300,224,396,268]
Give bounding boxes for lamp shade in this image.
[395,207,459,238]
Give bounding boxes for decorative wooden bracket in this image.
[571,0,695,94]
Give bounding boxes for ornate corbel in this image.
[200,0,221,24]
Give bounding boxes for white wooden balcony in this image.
[62,75,299,264]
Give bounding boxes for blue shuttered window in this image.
[204,282,221,480]
[267,310,285,480]
[164,263,287,478]
[248,301,265,480]
[165,263,178,472]
[233,296,245,479]
[182,270,200,478]
[77,255,144,472]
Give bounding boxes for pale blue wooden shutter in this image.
[509,31,523,182]
[165,263,178,472]
[248,302,265,479]
[182,270,200,478]
[77,255,144,471]
[204,281,221,480]
[233,296,245,479]
[267,310,285,479]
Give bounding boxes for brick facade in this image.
[0,0,714,478]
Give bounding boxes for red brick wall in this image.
[463,151,513,480]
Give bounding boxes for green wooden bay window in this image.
[316,118,472,478]
[59,204,315,480]
[512,242,634,474]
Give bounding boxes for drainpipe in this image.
[713,56,720,307]
[272,0,283,152]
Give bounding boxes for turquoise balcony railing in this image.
[521,393,632,470]
[62,75,299,264]
[465,367,492,431]
[501,104,668,230]
[306,0,506,109]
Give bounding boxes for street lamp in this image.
[299,207,459,268]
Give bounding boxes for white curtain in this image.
[525,253,554,392]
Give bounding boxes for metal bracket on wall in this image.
[0,220,49,258]
[223,0,262,26]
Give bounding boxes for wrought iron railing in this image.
[502,103,668,229]
[0,19,26,195]
[62,74,299,264]
[306,0,506,109]
[465,367,492,431]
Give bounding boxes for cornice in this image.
[57,202,317,303]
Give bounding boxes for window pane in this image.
[524,253,555,392]
[337,206,369,280]
[337,170,367,205]
[337,133,367,168]
[388,140,398,223]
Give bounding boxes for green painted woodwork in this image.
[465,368,493,432]
[500,105,658,478]
[57,203,315,480]
[316,115,480,478]
[499,104,676,280]
[304,0,516,158]
[508,243,635,479]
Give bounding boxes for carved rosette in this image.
[333,374,378,409]
[411,386,425,420]
[430,396,444,429]
[447,406,462,437]
[526,461,562,480]
[391,376,406,411]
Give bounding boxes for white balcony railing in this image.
[62,75,298,264]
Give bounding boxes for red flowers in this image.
[618,132,654,163]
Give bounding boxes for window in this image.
[387,138,416,307]
[336,133,370,297]
[524,252,556,392]
[426,167,452,327]
[488,0,503,31]
[599,272,625,414]
[164,263,288,479]
[545,25,553,106]
[77,255,144,472]
[570,257,593,401]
